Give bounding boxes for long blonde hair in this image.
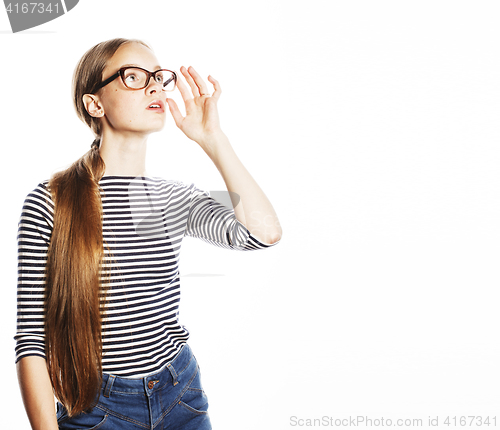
[45,38,149,417]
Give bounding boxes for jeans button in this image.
[148,380,159,389]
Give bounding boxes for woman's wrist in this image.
[199,130,232,161]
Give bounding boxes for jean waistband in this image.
[100,343,193,396]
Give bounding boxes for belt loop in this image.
[103,375,116,398]
[166,363,178,386]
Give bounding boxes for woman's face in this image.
[96,42,169,138]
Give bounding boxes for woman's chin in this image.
[149,123,166,134]
[142,118,167,134]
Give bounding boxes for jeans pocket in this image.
[179,388,209,415]
[57,404,109,430]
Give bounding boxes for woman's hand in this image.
[166,66,225,154]
[166,67,282,245]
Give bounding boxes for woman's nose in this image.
[147,78,163,94]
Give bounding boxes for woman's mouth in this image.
[146,100,165,113]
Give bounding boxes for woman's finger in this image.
[175,73,194,103]
[207,75,221,101]
[187,66,210,96]
[166,98,184,129]
[180,66,202,97]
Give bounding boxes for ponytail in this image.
[44,37,150,417]
[45,141,106,416]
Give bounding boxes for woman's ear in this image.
[83,94,105,118]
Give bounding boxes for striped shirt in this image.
[15,176,278,377]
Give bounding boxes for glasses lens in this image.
[122,68,176,91]
[156,70,176,92]
[122,68,148,89]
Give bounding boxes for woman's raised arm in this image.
[166,66,282,244]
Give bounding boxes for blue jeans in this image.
[57,343,211,429]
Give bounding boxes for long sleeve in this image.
[14,177,279,376]
[14,182,54,363]
[184,183,280,250]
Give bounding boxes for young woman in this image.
[15,38,281,430]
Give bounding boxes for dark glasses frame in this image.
[92,66,177,93]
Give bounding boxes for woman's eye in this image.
[125,74,138,82]
[155,74,163,83]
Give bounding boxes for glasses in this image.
[92,67,177,93]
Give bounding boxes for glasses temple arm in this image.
[163,76,175,89]
[92,71,120,93]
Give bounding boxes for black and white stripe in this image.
[15,176,277,377]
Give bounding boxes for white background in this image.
[1,1,500,429]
